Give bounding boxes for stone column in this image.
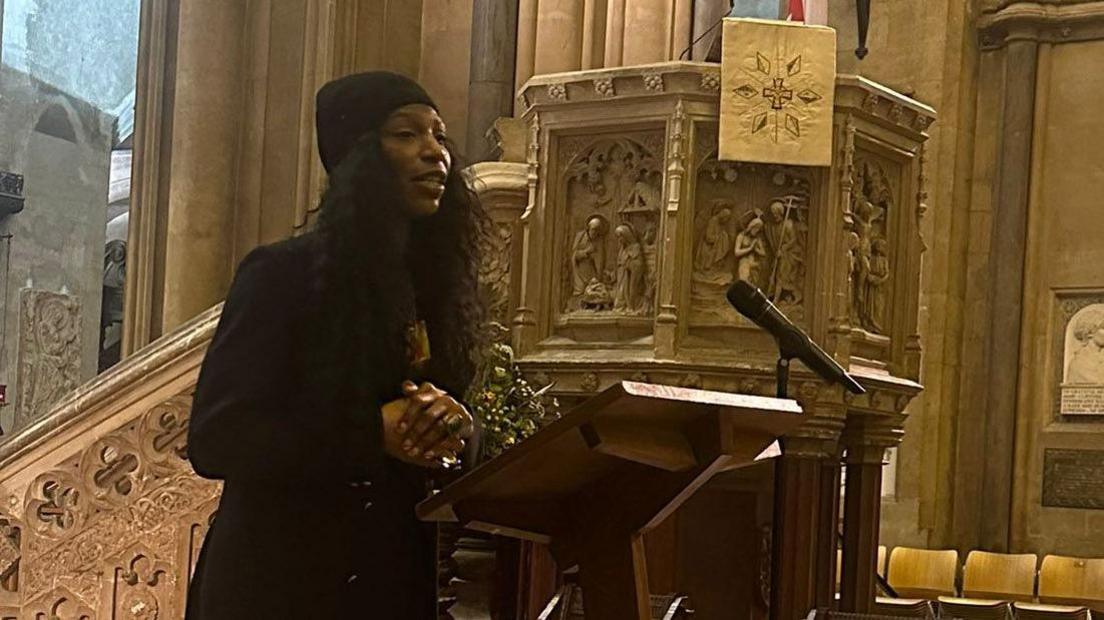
[466,0,518,162]
[580,0,607,69]
[603,0,625,67]
[605,0,693,66]
[160,0,247,333]
[978,28,1038,552]
[838,441,890,612]
[691,0,729,60]
[622,0,670,64]
[770,424,841,620]
[515,0,539,91]
[534,0,586,75]
[815,445,845,608]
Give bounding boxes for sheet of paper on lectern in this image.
[719,18,837,166]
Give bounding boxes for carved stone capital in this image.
[835,75,936,138]
[979,1,1104,48]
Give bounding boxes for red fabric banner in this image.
[788,0,805,21]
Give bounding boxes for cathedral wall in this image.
[1009,37,1104,556]
[829,0,979,551]
[418,0,474,155]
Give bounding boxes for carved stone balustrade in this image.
[0,306,222,618]
[469,61,935,616]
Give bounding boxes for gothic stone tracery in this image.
[2,394,221,618]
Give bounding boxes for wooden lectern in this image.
[418,381,805,620]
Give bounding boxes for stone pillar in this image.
[838,442,888,612]
[466,0,518,162]
[160,0,247,333]
[978,28,1038,552]
[515,0,539,91]
[603,0,625,66]
[580,0,607,69]
[622,0,671,65]
[771,432,838,620]
[603,0,693,66]
[815,446,844,608]
[691,0,730,60]
[534,0,586,75]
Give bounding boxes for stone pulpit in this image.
[471,61,934,618]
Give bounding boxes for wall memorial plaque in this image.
[1053,294,1104,418]
[1042,448,1104,510]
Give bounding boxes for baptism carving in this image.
[690,147,812,326]
[1059,301,1104,415]
[849,158,896,335]
[562,134,663,317]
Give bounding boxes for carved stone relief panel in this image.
[17,289,82,428]
[10,394,221,618]
[848,157,900,335]
[559,131,665,320]
[0,518,20,594]
[1053,293,1104,418]
[104,546,176,619]
[690,133,814,326]
[27,586,95,620]
[477,217,514,324]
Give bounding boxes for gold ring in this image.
[445,413,465,435]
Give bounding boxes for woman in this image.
[613,223,646,313]
[185,71,482,619]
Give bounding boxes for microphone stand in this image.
[773,333,806,398]
[776,356,791,398]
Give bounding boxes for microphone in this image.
[726,280,865,395]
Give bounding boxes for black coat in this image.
[185,235,437,619]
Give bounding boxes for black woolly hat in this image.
[315,71,438,173]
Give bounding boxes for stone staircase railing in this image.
[0,304,223,619]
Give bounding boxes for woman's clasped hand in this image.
[382,380,474,468]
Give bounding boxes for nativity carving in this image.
[561,135,662,316]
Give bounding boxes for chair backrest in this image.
[962,550,1038,602]
[835,546,890,591]
[1039,555,1104,609]
[887,547,959,599]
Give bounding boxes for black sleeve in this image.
[187,244,382,482]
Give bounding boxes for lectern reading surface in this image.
[418,381,805,620]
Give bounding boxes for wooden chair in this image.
[836,545,889,594]
[885,547,959,599]
[1039,555,1104,610]
[961,550,1037,602]
[937,597,1013,620]
[1013,601,1092,620]
[872,597,936,619]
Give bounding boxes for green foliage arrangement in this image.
[467,332,558,461]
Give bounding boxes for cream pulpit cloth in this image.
[719,18,837,166]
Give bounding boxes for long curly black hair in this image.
[310,130,485,405]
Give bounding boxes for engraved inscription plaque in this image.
[1042,448,1104,510]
